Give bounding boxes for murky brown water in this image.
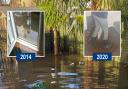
[0,54,128,89]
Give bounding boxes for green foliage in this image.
[119,0,128,18]
[38,0,56,29]
[37,0,67,30]
[118,0,128,38]
[36,0,85,54]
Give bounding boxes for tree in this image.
[37,0,85,54]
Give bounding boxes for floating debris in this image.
[58,72,78,76]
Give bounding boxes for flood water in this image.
[0,54,128,89]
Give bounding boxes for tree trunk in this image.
[53,29,60,55]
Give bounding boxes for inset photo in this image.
[7,11,45,57]
[84,11,121,56]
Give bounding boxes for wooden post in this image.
[53,29,58,55]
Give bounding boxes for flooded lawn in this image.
[0,54,128,89]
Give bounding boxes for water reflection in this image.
[0,55,127,89]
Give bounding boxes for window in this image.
[13,12,40,46]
